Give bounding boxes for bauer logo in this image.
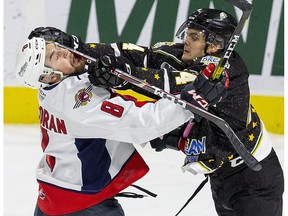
[18,62,28,77]
[185,136,206,155]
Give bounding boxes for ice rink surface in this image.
[3,124,286,216]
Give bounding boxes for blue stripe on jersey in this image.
[75,138,112,192]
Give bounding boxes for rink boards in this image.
[4,87,284,134]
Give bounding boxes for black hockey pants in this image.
[209,148,284,216]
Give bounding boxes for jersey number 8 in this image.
[101,101,124,118]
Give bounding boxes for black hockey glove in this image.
[28,26,84,51]
[150,126,186,152]
[88,55,135,89]
[150,135,181,152]
[181,63,229,116]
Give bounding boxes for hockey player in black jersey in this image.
[28,8,284,216]
[146,9,283,216]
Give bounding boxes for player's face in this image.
[182,28,206,64]
[44,43,85,75]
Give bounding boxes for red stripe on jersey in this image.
[45,155,56,172]
[37,151,149,215]
[41,127,49,151]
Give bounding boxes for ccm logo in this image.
[187,89,208,109]
[224,35,239,60]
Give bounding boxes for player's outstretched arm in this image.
[28,26,84,51]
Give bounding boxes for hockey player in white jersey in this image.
[15,37,226,215]
[25,7,284,215]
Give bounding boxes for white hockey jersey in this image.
[35,73,193,214]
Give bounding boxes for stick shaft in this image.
[211,0,253,80]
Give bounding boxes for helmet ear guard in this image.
[15,37,65,89]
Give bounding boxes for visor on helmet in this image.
[176,19,225,49]
[176,9,237,50]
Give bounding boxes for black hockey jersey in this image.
[82,41,272,174]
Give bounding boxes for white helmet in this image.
[15,37,64,89]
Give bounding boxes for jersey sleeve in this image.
[40,74,194,145]
[82,42,148,67]
[124,67,197,99]
[83,41,187,70]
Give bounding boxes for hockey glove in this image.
[28,26,84,51]
[181,63,229,114]
[88,55,135,89]
[150,126,186,152]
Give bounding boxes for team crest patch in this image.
[73,85,93,109]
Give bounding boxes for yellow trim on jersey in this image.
[197,161,212,172]
[251,122,264,155]
[152,50,186,66]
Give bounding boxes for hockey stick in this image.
[112,68,262,172]
[182,0,253,153]
[211,0,253,80]
[55,43,262,171]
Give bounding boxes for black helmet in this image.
[176,8,237,49]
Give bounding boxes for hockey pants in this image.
[209,148,284,216]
